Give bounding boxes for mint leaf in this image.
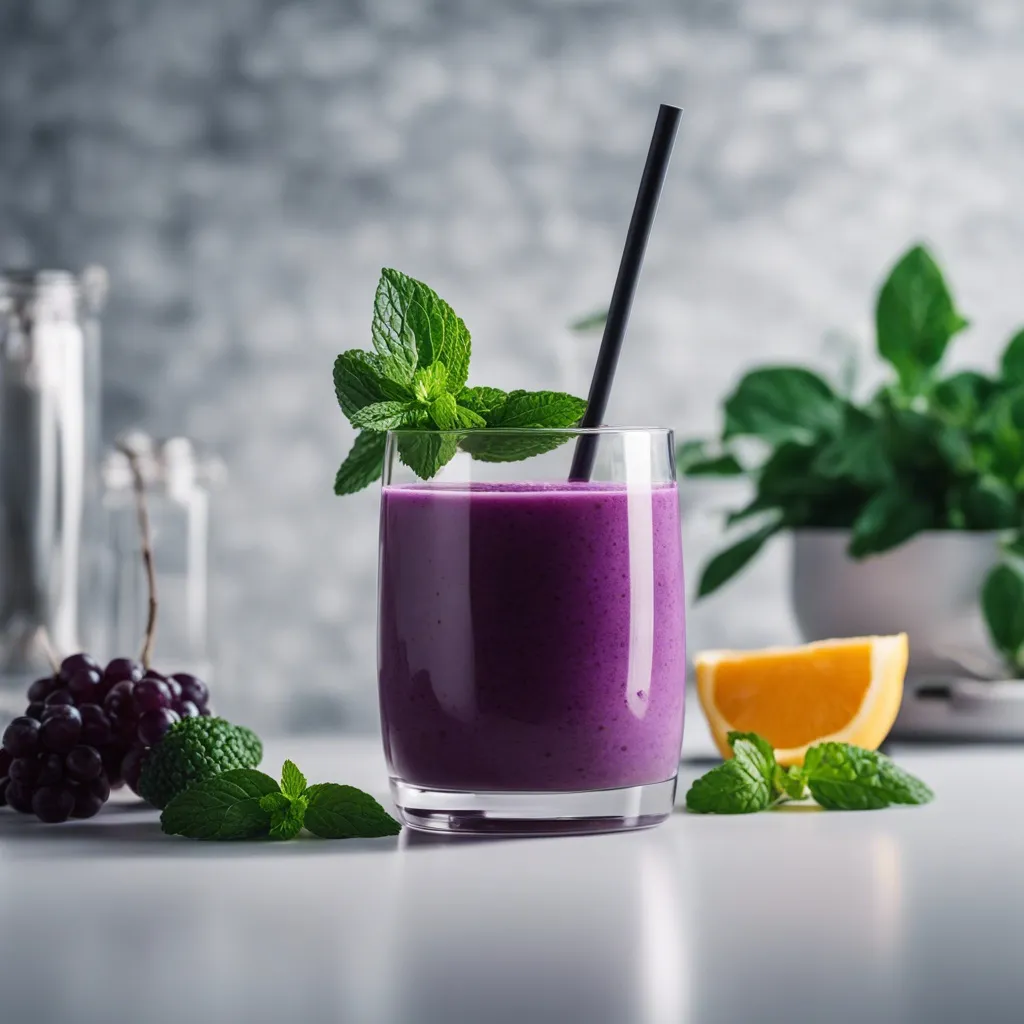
[803,743,934,810]
[1000,328,1024,385]
[414,362,448,403]
[726,731,776,773]
[685,734,775,815]
[982,564,1024,667]
[723,367,843,446]
[303,783,402,838]
[333,350,410,418]
[486,390,587,428]
[280,759,307,799]
[458,386,508,420]
[396,431,458,480]
[454,389,587,463]
[697,520,783,598]
[374,269,471,390]
[454,404,486,428]
[848,484,934,558]
[160,769,279,840]
[349,401,418,431]
[334,430,387,495]
[875,244,968,394]
[457,431,575,464]
[257,791,304,839]
[685,759,772,815]
[569,308,608,333]
[429,392,458,429]
[774,765,808,801]
[272,796,307,840]
[371,270,420,384]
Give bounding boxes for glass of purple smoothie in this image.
[378,427,686,835]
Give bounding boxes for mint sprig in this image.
[333,269,588,492]
[160,760,402,841]
[685,732,934,814]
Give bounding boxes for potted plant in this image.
[679,243,1024,680]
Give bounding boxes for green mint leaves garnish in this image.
[333,268,588,492]
[303,783,404,840]
[160,760,401,842]
[801,742,935,811]
[160,769,280,840]
[685,732,934,815]
[684,733,775,814]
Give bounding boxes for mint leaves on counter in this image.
[333,268,588,492]
[685,732,934,815]
[161,759,401,841]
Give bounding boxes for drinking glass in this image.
[378,427,686,835]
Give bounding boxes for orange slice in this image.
[694,634,908,766]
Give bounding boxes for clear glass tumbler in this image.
[378,427,686,835]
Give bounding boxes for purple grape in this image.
[39,706,82,753]
[143,669,168,682]
[163,675,182,702]
[104,679,136,717]
[3,716,41,758]
[137,708,179,746]
[200,704,213,717]
[26,702,45,721]
[101,747,125,789]
[175,699,200,719]
[67,668,103,704]
[89,773,111,803]
[37,753,65,787]
[65,745,103,782]
[104,657,143,685]
[59,653,100,683]
[171,673,209,708]
[32,785,75,823]
[5,780,34,814]
[71,786,105,819]
[121,745,149,794]
[27,676,57,702]
[44,689,75,707]
[79,704,113,747]
[111,714,138,745]
[8,757,40,787]
[0,778,8,807]
[0,748,12,777]
[133,677,171,713]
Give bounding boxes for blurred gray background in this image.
[2,0,1023,732]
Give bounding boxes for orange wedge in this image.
[694,634,908,766]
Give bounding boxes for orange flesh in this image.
[712,642,873,750]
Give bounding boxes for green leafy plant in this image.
[160,759,402,841]
[685,731,933,814]
[333,269,587,492]
[677,243,1024,675]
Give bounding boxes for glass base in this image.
[390,776,678,836]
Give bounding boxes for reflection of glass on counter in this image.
[99,434,224,681]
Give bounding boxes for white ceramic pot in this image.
[791,529,1005,679]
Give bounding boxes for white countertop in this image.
[1,729,1022,1024]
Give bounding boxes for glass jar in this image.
[100,434,223,680]
[0,267,106,717]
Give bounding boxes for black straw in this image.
[569,103,681,480]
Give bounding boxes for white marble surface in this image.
[1,730,1022,1024]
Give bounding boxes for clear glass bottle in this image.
[100,434,223,680]
[0,267,106,717]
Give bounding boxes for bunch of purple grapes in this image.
[0,653,211,823]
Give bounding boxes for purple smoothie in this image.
[378,481,686,792]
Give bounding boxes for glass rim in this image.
[384,426,674,437]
